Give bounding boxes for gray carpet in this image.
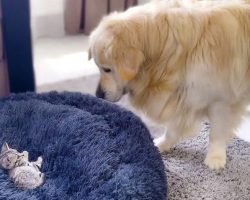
[164,124,250,200]
[38,76,250,200]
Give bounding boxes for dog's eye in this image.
[102,68,111,73]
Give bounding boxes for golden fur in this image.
[89,0,250,170]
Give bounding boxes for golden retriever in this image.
[89,0,250,170]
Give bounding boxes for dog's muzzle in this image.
[96,84,105,99]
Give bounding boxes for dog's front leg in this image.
[154,127,181,153]
[154,119,200,153]
[205,102,240,170]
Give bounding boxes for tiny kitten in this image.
[0,142,44,189]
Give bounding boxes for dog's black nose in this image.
[96,85,105,99]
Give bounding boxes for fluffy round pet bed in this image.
[0,92,166,200]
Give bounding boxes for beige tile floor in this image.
[33,35,98,86]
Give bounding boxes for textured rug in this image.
[0,92,166,200]
[164,124,250,200]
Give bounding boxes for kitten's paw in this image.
[23,151,28,157]
[40,173,45,180]
[154,137,171,153]
[204,153,226,170]
[37,156,43,163]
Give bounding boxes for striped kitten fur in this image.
[0,142,44,189]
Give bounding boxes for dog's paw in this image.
[204,154,226,170]
[154,137,171,153]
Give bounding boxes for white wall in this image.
[30,0,65,40]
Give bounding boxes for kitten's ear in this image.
[1,142,9,153]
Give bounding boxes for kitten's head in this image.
[0,142,19,169]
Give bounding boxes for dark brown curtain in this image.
[0,4,9,97]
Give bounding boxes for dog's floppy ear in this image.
[114,47,144,81]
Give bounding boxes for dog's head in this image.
[89,14,145,102]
